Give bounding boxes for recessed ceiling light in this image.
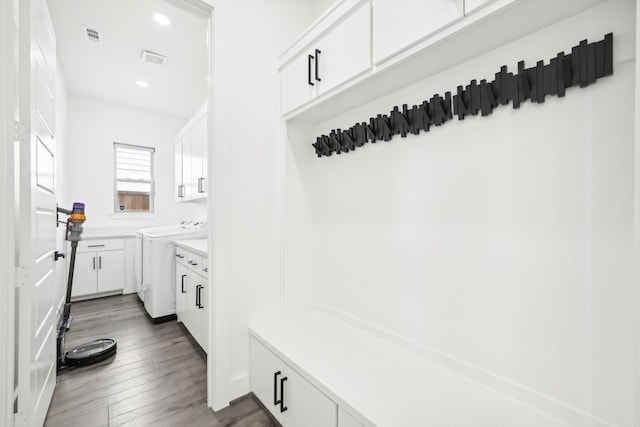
[153,13,171,26]
[136,80,149,88]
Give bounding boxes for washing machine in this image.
[135,221,208,322]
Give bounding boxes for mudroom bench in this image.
[249,311,569,427]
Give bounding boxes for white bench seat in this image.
[249,310,569,427]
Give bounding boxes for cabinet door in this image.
[70,252,98,297]
[250,337,285,424]
[315,2,371,96]
[280,50,316,115]
[181,269,199,339]
[182,131,194,201]
[193,273,207,351]
[282,366,337,427]
[175,262,190,322]
[190,114,207,199]
[372,0,463,64]
[175,138,184,202]
[96,250,124,293]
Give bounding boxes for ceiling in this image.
[48,0,209,119]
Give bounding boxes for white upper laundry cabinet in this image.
[279,0,371,116]
[176,104,207,202]
[372,0,464,65]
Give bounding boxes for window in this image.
[114,143,155,213]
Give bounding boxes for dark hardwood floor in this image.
[45,294,275,427]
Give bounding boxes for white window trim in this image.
[113,142,155,213]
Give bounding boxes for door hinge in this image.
[13,120,27,143]
[14,266,28,288]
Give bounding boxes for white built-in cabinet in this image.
[175,245,208,351]
[372,0,463,64]
[175,104,207,202]
[250,337,337,427]
[279,0,371,115]
[279,0,601,121]
[68,239,124,299]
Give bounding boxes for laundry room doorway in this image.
[6,0,223,423]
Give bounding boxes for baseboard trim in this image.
[314,302,618,427]
[230,372,250,401]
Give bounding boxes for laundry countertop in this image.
[174,239,208,257]
[80,227,138,239]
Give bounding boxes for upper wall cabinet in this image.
[372,0,463,64]
[176,104,207,203]
[281,0,607,122]
[279,0,371,115]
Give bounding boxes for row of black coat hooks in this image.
[312,33,613,158]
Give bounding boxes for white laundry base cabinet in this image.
[249,311,570,427]
[67,238,125,300]
[175,240,208,352]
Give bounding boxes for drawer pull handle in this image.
[197,285,204,309]
[273,371,281,406]
[203,267,208,273]
[198,177,207,194]
[88,244,105,248]
[315,49,321,82]
[188,260,198,266]
[181,274,187,293]
[280,377,288,413]
[176,254,185,259]
[308,54,314,86]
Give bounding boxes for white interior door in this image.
[16,0,57,424]
[0,0,19,425]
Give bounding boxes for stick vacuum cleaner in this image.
[56,202,117,374]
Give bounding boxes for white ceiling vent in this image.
[141,50,167,66]
[83,26,101,43]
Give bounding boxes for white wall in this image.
[63,94,206,231]
[208,0,332,406]
[286,1,636,426]
[310,0,339,19]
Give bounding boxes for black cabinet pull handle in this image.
[99,256,102,269]
[188,260,198,266]
[315,49,321,82]
[197,285,204,309]
[280,377,288,413]
[308,54,314,86]
[181,274,187,293]
[273,371,281,406]
[92,256,96,270]
[195,285,200,307]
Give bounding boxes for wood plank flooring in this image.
[45,294,276,427]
